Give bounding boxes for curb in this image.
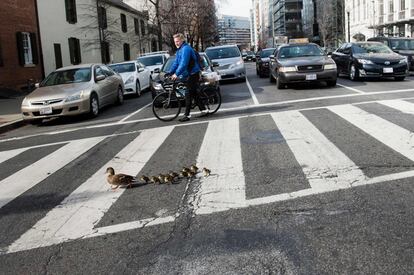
[0,119,27,135]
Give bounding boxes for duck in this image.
[158,174,166,184]
[202,167,211,177]
[150,176,160,184]
[180,171,189,178]
[182,167,191,173]
[164,174,173,184]
[106,167,136,190]
[190,164,198,173]
[140,175,150,184]
[188,171,196,178]
[169,170,179,179]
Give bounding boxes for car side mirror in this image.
[269,55,275,61]
[153,68,160,74]
[212,62,219,67]
[96,75,106,81]
[138,68,145,72]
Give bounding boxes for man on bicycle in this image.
[168,33,206,122]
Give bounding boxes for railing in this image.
[399,10,406,20]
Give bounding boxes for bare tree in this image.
[316,0,345,48]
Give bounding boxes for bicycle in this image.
[152,76,221,122]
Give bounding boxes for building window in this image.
[16,32,38,66]
[123,43,130,61]
[400,0,405,10]
[98,7,107,29]
[134,18,139,35]
[140,19,145,36]
[54,43,63,69]
[101,41,110,64]
[68,37,81,65]
[121,14,127,33]
[65,0,77,24]
[389,0,394,12]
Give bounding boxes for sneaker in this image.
[179,116,190,122]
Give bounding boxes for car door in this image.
[101,65,119,102]
[94,65,112,106]
[331,44,346,73]
[341,45,353,74]
[137,62,150,89]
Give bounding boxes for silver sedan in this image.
[21,64,124,124]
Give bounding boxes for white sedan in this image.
[109,61,150,96]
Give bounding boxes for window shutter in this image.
[65,0,77,24]
[98,7,107,29]
[30,32,39,64]
[123,43,130,61]
[76,38,81,64]
[16,32,25,66]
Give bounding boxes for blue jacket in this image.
[168,42,201,80]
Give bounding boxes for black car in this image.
[331,42,409,81]
[256,47,276,77]
[368,37,414,71]
[269,43,337,89]
[151,53,220,99]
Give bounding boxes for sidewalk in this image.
[0,88,27,134]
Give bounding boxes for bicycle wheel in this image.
[201,88,221,114]
[152,91,182,121]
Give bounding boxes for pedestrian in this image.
[168,33,207,122]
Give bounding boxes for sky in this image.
[216,0,251,18]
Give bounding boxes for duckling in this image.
[150,176,160,184]
[182,167,191,173]
[202,167,211,177]
[190,164,199,173]
[180,171,189,178]
[164,174,173,184]
[169,170,179,179]
[158,174,166,184]
[140,175,150,184]
[106,167,135,190]
[188,171,196,178]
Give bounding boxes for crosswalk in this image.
[1,99,414,255]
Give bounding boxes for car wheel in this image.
[269,72,276,83]
[349,64,359,81]
[276,76,284,89]
[327,80,337,87]
[116,86,124,105]
[89,93,99,117]
[135,81,141,97]
[395,76,405,81]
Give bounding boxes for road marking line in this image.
[271,112,366,191]
[378,99,414,114]
[119,102,152,122]
[0,148,28,165]
[246,77,260,105]
[328,104,414,161]
[0,137,106,209]
[5,127,174,254]
[195,118,246,214]
[336,83,366,94]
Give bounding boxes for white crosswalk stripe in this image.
[0,137,106,209]
[6,127,174,254]
[2,100,414,255]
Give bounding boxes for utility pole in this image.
[347,11,350,42]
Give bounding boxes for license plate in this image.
[383,67,393,73]
[306,74,317,80]
[39,106,52,115]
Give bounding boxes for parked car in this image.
[245,51,256,61]
[367,37,414,71]
[256,47,277,77]
[109,61,150,96]
[150,53,220,99]
[21,64,124,124]
[137,51,170,75]
[269,43,337,89]
[205,44,246,82]
[331,42,408,81]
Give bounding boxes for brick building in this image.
[0,0,43,94]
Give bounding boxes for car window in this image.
[342,46,351,55]
[278,44,324,58]
[138,55,164,66]
[41,68,91,87]
[161,57,175,72]
[352,43,393,54]
[95,66,105,78]
[390,39,414,50]
[205,47,241,60]
[101,65,114,76]
[200,55,210,68]
[260,48,276,57]
[109,63,136,73]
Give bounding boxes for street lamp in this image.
[347,10,350,42]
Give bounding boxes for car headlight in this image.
[399,57,408,64]
[65,91,84,102]
[125,75,134,84]
[324,64,337,70]
[357,59,374,65]
[279,66,296,72]
[152,82,163,91]
[21,97,30,107]
[229,60,243,69]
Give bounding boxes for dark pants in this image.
[184,73,204,116]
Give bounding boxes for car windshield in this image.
[41,68,91,87]
[352,43,393,54]
[138,55,164,66]
[109,63,135,73]
[278,45,324,58]
[205,47,241,60]
[161,57,175,72]
[390,39,414,50]
[260,49,275,57]
[247,51,254,55]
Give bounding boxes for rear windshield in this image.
[138,55,164,66]
[390,39,414,50]
[205,47,241,60]
[352,43,393,54]
[278,45,324,58]
[41,68,91,87]
[109,63,135,73]
[260,48,276,57]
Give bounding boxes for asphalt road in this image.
[0,63,414,274]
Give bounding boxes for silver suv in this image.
[205,45,246,82]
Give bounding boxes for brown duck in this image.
[106,167,136,190]
[202,167,211,177]
[190,164,198,173]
